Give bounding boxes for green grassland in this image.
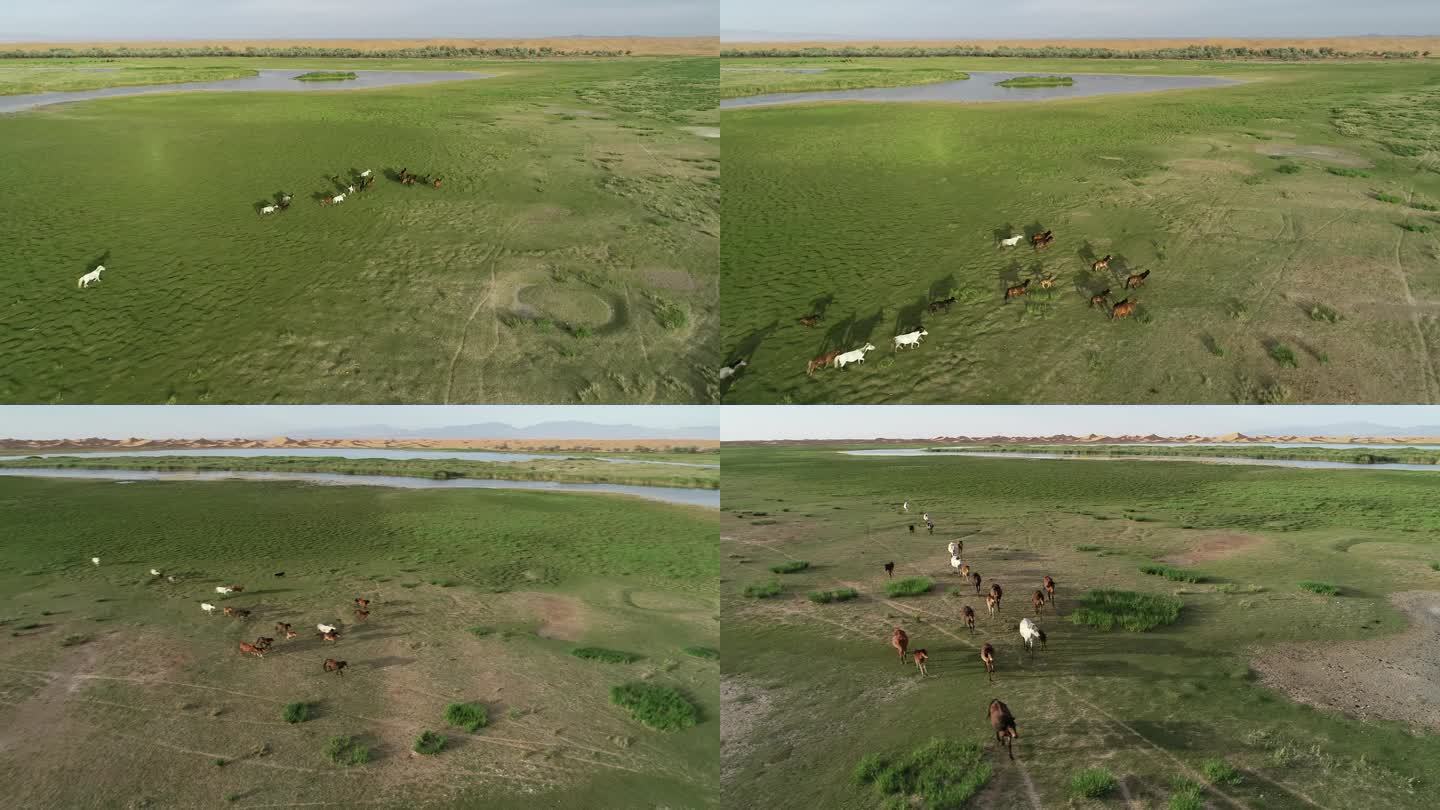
[721,446,1440,809]
[720,57,1440,404]
[0,56,718,404]
[0,453,719,488]
[0,63,258,95]
[928,443,1440,465]
[294,71,358,82]
[0,475,718,808]
[721,61,969,98]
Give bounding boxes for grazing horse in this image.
[719,359,747,381]
[806,349,841,376]
[324,658,348,676]
[1043,575,1056,603]
[1038,274,1058,295]
[798,313,822,328]
[1124,269,1151,289]
[402,175,417,186]
[238,642,265,658]
[962,604,976,632]
[971,571,983,594]
[928,296,958,314]
[980,644,997,683]
[890,627,909,663]
[884,561,895,578]
[1110,298,1137,321]
[78,267,105,288]
[1091,254,1112,273]
[1032,590,1047,616]
[1089,288,1111,309]
[1004,279,1030,301]
[989,699,1018,759]
[911,649,930,677]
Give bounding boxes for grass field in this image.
[721,445,1440,808]
[720,63,969,98]
[722,36,1440,56]
[0,453,720,488]
[927,443,1440,465]
[720,57,1440,403]
[0,55,718,404]
[0,474,718,808]
[0,64,257,95]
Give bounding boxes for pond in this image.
[0,447,717,468]
[720,70,1238,109]
[0,468,719,509]
[0,69,494,114]
[840,449,1440,473]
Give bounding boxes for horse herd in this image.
[717,228,1162,384]
[880,528,1061,762]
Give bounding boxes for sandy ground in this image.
[1160,532,1265,565]
[1251,591,1440,732]
[722,36,1440,55]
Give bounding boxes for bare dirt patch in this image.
[502,592,589,641]
[720,676,775,781]
[1161,532,1265,565]
[1254,144,1372,167]
[1251,591,1440,732]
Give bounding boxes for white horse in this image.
[201,603,217,614]
[833,343,876,369]
[259,204,277,215]
[317,623,338,634]
[950,554,964,573]
[893,328,928,350]
[360,169,373,178]
[902,500,909,513]
[1000,234,1024,247]
[1020,617,1047,654]
[78,267,104,288]
[947,541,960,557]
[90,556,101,566]
[150,568,161,576]
[347,185,356,194]
[719,359,747,380]
[332,193,347,204]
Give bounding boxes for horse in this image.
[78,267,105,288]
[806,349,841,376]
[1089,288,1111,309]
[1004,279,1031,301]
[890,627,909,663]
[1124,269,1151,289]
[1091,254,1112,273]
[1110,298,1138,320]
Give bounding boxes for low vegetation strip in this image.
[610,682,700,731]
[808,587,859,603]
[1299,581,1341,596]
[0,44,633,59]
[570,647,643,664]
[294,71,356,82]
[0,65,257,96]
[721,44,1426,59]
[884,576,933,597]
[853,738,991,807]
[997,75,1075,87]
[1070,589,1183,632]
[769,560,810,574]
[0,454,718,489]
[720,64,969,99]
[927,444,1440,465]
[443,702,489,732]
[743,580,782,598]
[1141,564,1206,583]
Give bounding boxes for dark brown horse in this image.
[891,627,909,663]
[989,699,1018,759]
[1110,298,1138,320]
[1124,269,1151,289]
[1004,279,1031,301]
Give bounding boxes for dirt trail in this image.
[0,644,100,754]
[1252,590,1440,732]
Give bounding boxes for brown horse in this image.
[1043,575,1056,603]
[960,563,971,580]
[1124,269,1151,289]
[990,582,1004,610]
[324,658,348,676]
[1004,279,1031,301]
[354,598,370,609]
[432,177,443,189]
[989,699,1019,759]
[980,643,997,683]
[806,349,841,376]
[1091,254,1112,273]
[238,642,266,658]
[1089,288,1111,309]
[1038,275,1058,294]
[798,314,822,328]
[891,627,909,663]
[971,571,983,594]
[962,604,976,632]
[1032,590,1047,616]
[1030,230,1053,247]
[912,649,930,677]
[986,592,999,617]
[884,561,895,578]
[275,622,292,636]
[1110,298,1138,320]
[320,629,341,642]
[223,607,251,619]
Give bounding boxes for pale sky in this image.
[2,0,716,40]
[722,406,1440,441]
[722,0,1440,39]
[0,406,717,439]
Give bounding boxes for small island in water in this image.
[996,75,1075,87]
[294,71,358,82]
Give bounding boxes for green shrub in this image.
[808,587,859,603]
[414,730,447,755]
[743,580,781,598]
[1274,163,1302,174]
[1201,758,1243,785]
[1069,767,1117,799]
[1325,167,1369,177]
[1169,778,1205,810]
[610,682,700,731]
[1075,544,1102,552]
[1430,562,1440,572]
[885,577,933,597]
[282,702,312,724]
[649,295,688,329]
[1375,192,1404,204]
[467,626,494,637]
[852,738,991,807]
[325,735,371,766]
[1140,564,1205,583]
[682,646,720,659]
[60,633,89,647]
[769,560,810,574]
[1399,222,1432,233]
[570,647,643,664]
[1308,304,1341,323]
[1070,590,1182,632]
[444,702,489,732]
[1299,581,1340,596]
[1268,344,1298,368]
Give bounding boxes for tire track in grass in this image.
[1391,187,1438,402]
[442,218,517,404]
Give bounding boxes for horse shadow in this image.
[271,191,292,205]
[1074,268,1106,296]
[727,320,779,366]
[927,273,957,303]
[999,260,1024,286]
[820,312,856,353]
[309,190,332,203]
[384,167,409,183]
[325,175,350,193]
[893,293,928,336]
[849,307,885,347]
[1110,253,1136,276]
[86,250,111,272]
[808,293,835,319]
[1077,241,1098,266]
